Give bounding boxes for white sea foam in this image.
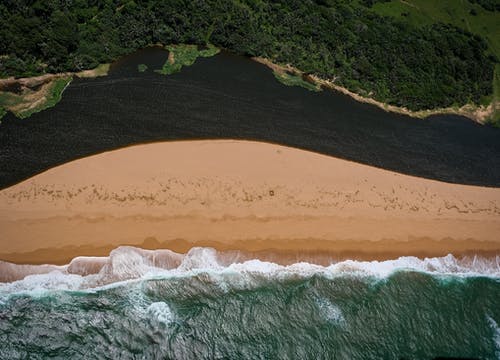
[0,271,85,295]
[487,315,500,360]
[316,298,345,325]
[147,302,174,326]
[67,256,108,276]
[0,246,499,295]
[178,247,223,272]
[326,254,500,278]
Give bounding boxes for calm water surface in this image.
[0,47,499,188]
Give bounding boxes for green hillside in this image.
[0,0,498,121]
[368,0,499,123]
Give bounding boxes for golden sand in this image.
[0,140,499,264]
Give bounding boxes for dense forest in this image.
[467,0,500,12]
[0,0,497,111]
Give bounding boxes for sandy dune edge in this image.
[0,140,499,264]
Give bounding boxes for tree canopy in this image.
[0,0,496,111]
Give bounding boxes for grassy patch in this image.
[0,107,6,121]
[16,76,72,118]
[370,0,499,120]
[76,63,110,78]
[138,64,148,72]
[0,91,24,110]
[198,44,220,58]
[90,63,110,77]
[273,72,322,92]
[487,117,500,127]
[492,64,500,126]
[156,44,220,75]
[0,76,72,119]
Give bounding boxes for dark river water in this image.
[0,47,499,189]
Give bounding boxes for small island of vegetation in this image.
[156,44,220,75]
[137,63,148,73]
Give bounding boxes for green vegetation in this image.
[77,63,110,78]
[467,0,500,12]
[21,76,72,118]
[366,0,499,123]
[156,44,220,75]
[0,91,24,115]
[0,107,6,121]
[273,72,322,92]
[0,0,497,117]
[138,64,148,72]
[0,77,72,119]
[486,66,500,126]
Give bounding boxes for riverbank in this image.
[253,57,498,125]
[0,64,109,119]
[1,46,497,124]
[0,140,498,265]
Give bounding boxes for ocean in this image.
[1,247,499,359]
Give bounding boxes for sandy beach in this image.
[0,140,499,264]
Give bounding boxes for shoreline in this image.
[1,237,499,267]
[0,64,109,119]
[1,46,497,124]
[1,140,499,265]
[252,57,498,125]
[0,63,110,87]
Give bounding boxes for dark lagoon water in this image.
[0,47,499,189]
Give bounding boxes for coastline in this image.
[1,237,499,267]
[1,140,499,265]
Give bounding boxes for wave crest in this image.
[0,246,499,295]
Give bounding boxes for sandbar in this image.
[0,140,499,265]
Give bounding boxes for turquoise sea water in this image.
[0,247,499,359]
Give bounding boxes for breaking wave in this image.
[1,246,499,295]
[147,302,174,326]
[487,315,500,359]
[1,246,499,359]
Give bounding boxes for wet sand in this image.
[0,140,499,264]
